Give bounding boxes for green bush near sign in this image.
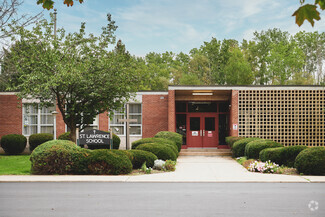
[154,131,182,152]
[131,137,179,156]
[294,147,325,175]
[30,140,89,175]
[86,149,132,175]
[58,132,71,140]
[260,145,308,167]
[126,150,158,169]
[136,143,177,161]
[0,134,27,155]
[29,133,53,152]
[244,139,283,159]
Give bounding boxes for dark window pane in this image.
[190,117,200,131]
[219,114,228,145]
[176,102,187,112]
[188,102,217,112]
[219,103,229,112]
[176,114,186,145]
[205,117,215,131]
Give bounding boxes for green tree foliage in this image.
[224,47,253,85]
[4,14,139,142]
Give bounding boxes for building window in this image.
[82,115,99,131]
[23,104,55,136]
[110,104,142,136]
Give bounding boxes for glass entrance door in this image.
[187,113,218,148]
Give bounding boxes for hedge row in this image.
[232,138,261,157]
[245,139,283,159]
[225,136,245,148]
[260,145,308,167]
[30,140,159,175]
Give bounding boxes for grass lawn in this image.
[0,155,31,175]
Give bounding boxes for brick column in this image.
[99,112,108,131]
[168,90,176,132]
[0,94,22,138]
[229,90,239,137]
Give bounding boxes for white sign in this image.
[233,124,238,130]
[192,131,199,136]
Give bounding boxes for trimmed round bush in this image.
[294,147,325,175]
[132,137,178,156]
[136,143,177,161]
[29,133,53,152]
[260,145,307,167]
[225,136,245,148]
[232,138,261,157]
[245,140,283,159]
[154,131,182,152]
[58,132,71,141]
[0,134,27,155]
[126,150,158,169]
[30,140,89,175]
[86,149,132,175]
[88,133,121,150]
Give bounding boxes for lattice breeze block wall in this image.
[238,89,325,146]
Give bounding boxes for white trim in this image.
[137,91,168,95]
[168,86,325,91]
[0,92,19,95]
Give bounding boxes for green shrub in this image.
[126,150,158,169]
[165,160,176,171]
[30,140,90,175]
[87,133,121,150]
[260,145,307,167]
[132,137,178,156]
[29,133,53,152]
[154,131,182,152]
[136,143,177,161]
[86,149,132,175]
[245,140,283,159]
[225,136,245,148]
[0,134,27,155]
[294,147,325,175]
[232,138,261,157]
[58,132,71,141]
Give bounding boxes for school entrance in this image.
[175,100,230,148]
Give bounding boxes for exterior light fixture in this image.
[192,92,213,96]
[51,111,59,140]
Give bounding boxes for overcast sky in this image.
[20,0,325,56]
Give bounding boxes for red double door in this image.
[186,113,218,148]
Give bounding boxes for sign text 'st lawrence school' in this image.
[79,130,111,145]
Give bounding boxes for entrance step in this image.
[179,148,232,156]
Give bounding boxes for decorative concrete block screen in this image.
[238,89,325,146]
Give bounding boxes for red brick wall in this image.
[168,90,176,132]
[0,94,22,138]
[229,90,239,137]
[142,94,168,138]
[99,112,108,131]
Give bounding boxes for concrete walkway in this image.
[0,156,324,182]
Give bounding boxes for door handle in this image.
[200,130,202,136]
[203,130,205,136]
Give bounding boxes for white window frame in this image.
[22,104,55,136]
[110,103,142,136]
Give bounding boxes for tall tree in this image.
[6,14,139,142]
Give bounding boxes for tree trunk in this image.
[69,125,77,143]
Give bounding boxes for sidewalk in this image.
[0,156,324,183]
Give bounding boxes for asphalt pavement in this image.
[0,182,324,217]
